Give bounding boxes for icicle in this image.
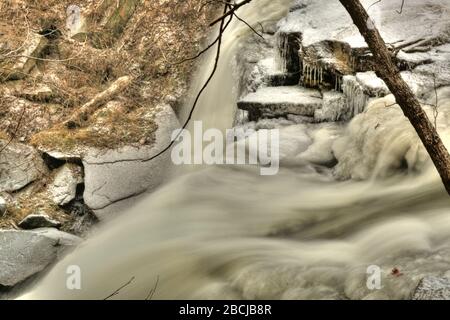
[312,66,316,86]
[309,65,312,85]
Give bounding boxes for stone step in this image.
[237,86,323,121]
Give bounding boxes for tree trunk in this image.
[339,0,450,195]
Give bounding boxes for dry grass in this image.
[1,0,219,151]
[0,0,220,229]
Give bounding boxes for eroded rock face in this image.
[0,229,82,288]
[48,163,83,206]
[413,276,450,300]
[83,104,180,219]
[0,141,47,193]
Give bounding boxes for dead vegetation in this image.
[0,0,219,152]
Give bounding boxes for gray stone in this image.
[237,86,322,121]
[0,33,48,80]
[31,228,83,247]
[413,276,450,300]
[0,196,6,217]
[0,229,81,288]
[0,141,47,193]
[83,103,180,219]
[18,214,61,230]
[48,163,83,206]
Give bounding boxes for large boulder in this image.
[0,141,47,193]
[0,229,82,288]
[82,104,180,219]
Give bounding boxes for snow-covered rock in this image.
[237,86,323,121]
[279,0,450,92]
[0,141,47,193]
[314,91,349,121]
[355,72,390,97]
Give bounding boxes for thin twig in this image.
[145,276,160,300]
[104,276,135,300]
[233,12,264,39]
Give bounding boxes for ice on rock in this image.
[302,62,326,88]
[280,0,450,49]
[355,72,389,97]
[332,91,450,180]
[315,91,349,122]
[342,75,369,118]
[280,0,450,94]
[237,86,323,121]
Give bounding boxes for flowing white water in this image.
[20,0,450,300]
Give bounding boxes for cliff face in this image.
[0,1,218,230]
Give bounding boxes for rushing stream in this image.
[20,0,450,300]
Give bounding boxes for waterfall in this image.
[17,0,450,300]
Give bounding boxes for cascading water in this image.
[19,1,450,300]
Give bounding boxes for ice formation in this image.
[342,75,369,118]
[314,91,349,122]
[302,62,324,87]
[333,89,450,180]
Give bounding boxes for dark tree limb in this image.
[209,0,253,26]
[339,0,450,195]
